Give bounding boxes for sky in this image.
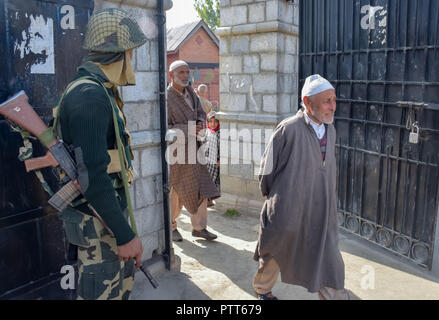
[166,0,201,29]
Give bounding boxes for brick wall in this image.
[167,52,179,70]
[167,27,220,105]
[179,28,219,63]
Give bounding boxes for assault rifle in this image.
[0,91,159,289]
[0,91,79,211]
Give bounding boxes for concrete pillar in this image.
[216,0,299,216]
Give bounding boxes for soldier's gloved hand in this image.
[117,236,143,268]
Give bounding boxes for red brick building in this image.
[167,20,219,108]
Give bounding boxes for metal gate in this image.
[0,0,93,299]
[299,0,439,269]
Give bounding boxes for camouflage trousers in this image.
[60,207,135,300]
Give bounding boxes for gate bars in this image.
[336,141,439,269]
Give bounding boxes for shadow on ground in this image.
[130,269,211,300]
[339,230,439,284]
[210,205,439,284]
[175,217,258,298]
[150,207,439,300]
[203,208,260,242]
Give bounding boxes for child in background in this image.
[204,111,220,207]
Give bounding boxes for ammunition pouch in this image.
[107,149,134,188]
[107,149,122,174]
[79,260,123,300]
[59,206,97,247]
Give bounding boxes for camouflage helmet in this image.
[83,8,147,53]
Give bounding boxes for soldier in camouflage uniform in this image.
[55,8,148,300]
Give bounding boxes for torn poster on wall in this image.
[14,13,55,74]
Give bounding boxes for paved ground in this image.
[131,207,439,300]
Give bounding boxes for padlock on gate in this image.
[409,123,420,144]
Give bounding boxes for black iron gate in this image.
[300,0,439,269]
[0,0,93,299]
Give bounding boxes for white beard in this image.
[308,104,334,125]
[173,74,189,87]
[322,116,334,125]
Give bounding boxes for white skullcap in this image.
[169,60,189,72]
[301,74,335,101]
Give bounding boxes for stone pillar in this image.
[216,0,299,216]
[93,0,172,265]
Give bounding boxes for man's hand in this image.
[73,179,82,192]
[196,121,203,136]
[117,236,143,268]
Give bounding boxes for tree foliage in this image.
[194,0,220,31]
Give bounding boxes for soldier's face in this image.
[307,89,337,124]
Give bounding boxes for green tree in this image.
[194,0,220,31]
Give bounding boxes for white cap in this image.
[169,60,189,72]
[301,74,335,101]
